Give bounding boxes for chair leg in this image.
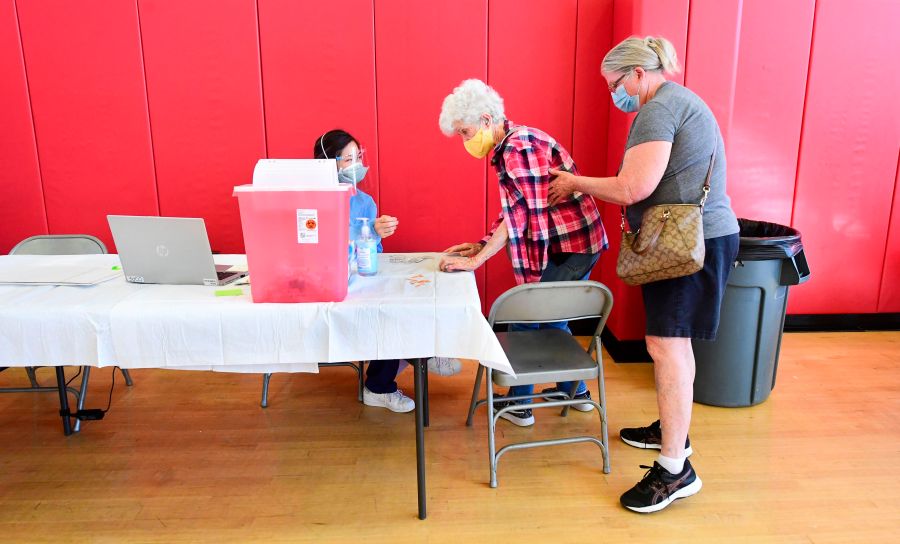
[73,366,91,433]
[120,368,134,387]
[26,367,40,388]
[560,381,579,418]
[466,364,484,426]
[597,353,610,474]
[486,368,498,488]
[261,373,272,408]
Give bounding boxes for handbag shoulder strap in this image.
[699,141,717,208]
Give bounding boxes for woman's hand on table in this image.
[548,168,579,206]
[375,215,399,238]
[442,242,482,258]
[439,253,482,272]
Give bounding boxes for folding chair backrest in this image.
[10,235,107,256]
[488,280,614,337]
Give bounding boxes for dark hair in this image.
[313,129,359,159]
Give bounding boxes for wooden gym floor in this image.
[0,331,898,543]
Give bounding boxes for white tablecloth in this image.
[0,254,512,375]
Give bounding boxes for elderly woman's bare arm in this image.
[548,141,672,206]
[440,219,509,272]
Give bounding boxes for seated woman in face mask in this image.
[315,129,463,413]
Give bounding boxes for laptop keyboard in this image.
[216,271,236,280]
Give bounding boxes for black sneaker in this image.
[492,394,535,427]
[540,387,595,412]
[620,420,693,456]
[620,460,702,513]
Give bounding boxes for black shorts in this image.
[641,233,739,340]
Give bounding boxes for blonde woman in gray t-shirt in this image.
[549,36,739,514]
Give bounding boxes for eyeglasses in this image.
[336,148,366,163]
[607,71,631,93]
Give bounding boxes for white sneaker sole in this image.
[624,476,702,513]
[498,412,535,427]
[620,436,693,457]
[363,395,414,413]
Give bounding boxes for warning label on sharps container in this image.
[297,209,318,244]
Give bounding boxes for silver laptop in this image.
[108,215,247,286]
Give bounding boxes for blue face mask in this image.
[611,84,640,113]
[338,161,368,185]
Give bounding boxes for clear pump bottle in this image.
[355,217,378,276]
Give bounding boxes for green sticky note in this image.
[111,265,121,270]
[215,288,243,297]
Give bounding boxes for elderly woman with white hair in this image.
[438,79,608,428]
[549,36,739,513]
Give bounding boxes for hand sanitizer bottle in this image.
[355,218,378,277]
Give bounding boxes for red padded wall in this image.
[138,0,266,254]
[374,0,488,296]
[485,0,579,312]
[259,0,379,208]
[572,0,616,288]
[16,0,158,251]
[572,0,615,183]
[789,0,900,314]
[879,154,900,312]
[0,0,46,254]
[722,0,815,225]
[601,0,690,340]
[5,0,899,324]
[683,0,742,152]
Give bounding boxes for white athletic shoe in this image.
[363,387,415,413]
[426,357,462,376]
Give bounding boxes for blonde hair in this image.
[438,79,506,136]
[601,36,681,75]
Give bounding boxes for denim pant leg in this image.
[507,253,599,402]
[365,359,401,394]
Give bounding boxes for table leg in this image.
[413,358,426,520]
[422,360,430,428]
[55,366,72,436]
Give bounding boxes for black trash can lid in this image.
[737,219,803,260]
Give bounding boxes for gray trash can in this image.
[692,219,810,407]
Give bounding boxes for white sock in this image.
[656,454,685,475]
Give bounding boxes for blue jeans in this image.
[507,252,599,404]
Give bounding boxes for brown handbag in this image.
[615,148,716,286]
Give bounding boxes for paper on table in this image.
[252,158,338,188]
[0,264,120,285]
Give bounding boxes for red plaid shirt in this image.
[482,121,608,285]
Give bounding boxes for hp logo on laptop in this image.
[156,244,170,257]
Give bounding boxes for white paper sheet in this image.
[251,158,338,188]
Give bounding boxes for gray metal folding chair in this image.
[260,361,366,408]
[465,280,614,487]
[10,234,108,256]
[3,235,135,431]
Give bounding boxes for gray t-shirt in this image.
[625,82,738,239]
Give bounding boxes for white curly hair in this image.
[438,79,506,136]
